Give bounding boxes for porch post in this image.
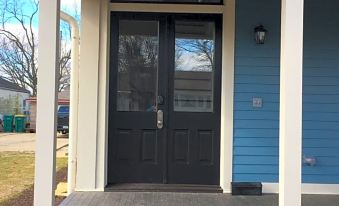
[76,0,101,189]
[34,0,60,205]
[279,0,304,206]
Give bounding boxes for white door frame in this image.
[94,0,236,192]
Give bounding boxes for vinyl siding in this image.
[233,0,281,183]
[302,0,339,184]
[233,0,339,184]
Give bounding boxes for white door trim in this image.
[220,0,235,193]
[95,1,236,192]
[97,0,110,191]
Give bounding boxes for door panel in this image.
[108,13,221,185]
[198,130,214,165]
[108,14,164,183]
[173,130,190,164]
[167,17,221,185]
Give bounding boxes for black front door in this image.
[108,13,222,185]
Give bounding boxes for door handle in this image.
[157,95,164,105]
[157,110,164,129]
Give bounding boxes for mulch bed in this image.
[2,167,68,206]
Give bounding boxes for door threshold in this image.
[105,183,223,193]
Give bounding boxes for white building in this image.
[0,77,30,115]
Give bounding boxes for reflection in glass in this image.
[174,21,215,112]
[117,20,159,112]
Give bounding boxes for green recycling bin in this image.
[14,115,26,133]
[3,115,14,132]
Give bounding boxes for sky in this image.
[1,0,81,44]
[3,0,80,21]
[3,0,81,26]
[0,0,81,93]
[61,0,80,8]
[60,0,81,19]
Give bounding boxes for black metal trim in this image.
[110,0,224,6]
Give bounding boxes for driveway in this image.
[0,133,68,157]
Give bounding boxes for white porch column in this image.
[279,0,304,206]
[34,0,60,205]
[76,0,101,190]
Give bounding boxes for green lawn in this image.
[0,152,67,204]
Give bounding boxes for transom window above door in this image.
[110,0,222,5]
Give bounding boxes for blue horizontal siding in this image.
[234,120,279,129]
[234,129,278,138]
[234,138,279,147]
[233,174,278,182]
[235,76,280,85]
[235,84,279,93]
[303,104,339,113]
[235,111,279,120]
[303,175,339,184]
[234,156,278,165]
[303,0,339,184]
[233,0,281,183]
[233,0,339,184]
[235,66,280,76]
[303,130,339,139]
[234,147,278,156]
[235,102,279,111]
[235,94,279,103]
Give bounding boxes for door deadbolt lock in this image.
[157,110,164,129]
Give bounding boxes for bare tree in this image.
[0,0,72,96]
[118,35,158,111]
[175,39,214,71]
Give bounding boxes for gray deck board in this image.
[60,192,339,206]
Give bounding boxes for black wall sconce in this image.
[254,25,267,44]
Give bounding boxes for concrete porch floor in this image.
[60,192,339,206]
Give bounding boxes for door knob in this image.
[157,95,164,105]
[157,110,164,129]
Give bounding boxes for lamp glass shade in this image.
[254,25,267,44]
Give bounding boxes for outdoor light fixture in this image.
[254,25,267,44]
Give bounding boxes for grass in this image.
[0,152,67,204]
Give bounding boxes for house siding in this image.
[233,0,339,184]
[233,0,281,183]
[302,0,339,184]
[0,89,30,115]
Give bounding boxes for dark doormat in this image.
[105,183,223,193]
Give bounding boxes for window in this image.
[111,0,222,4]
[174,21,215,112]
[116,20,159,112]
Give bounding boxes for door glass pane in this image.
[117,20,159,112]
[174,21,215,112]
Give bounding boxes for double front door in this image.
[108,12,222,185]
